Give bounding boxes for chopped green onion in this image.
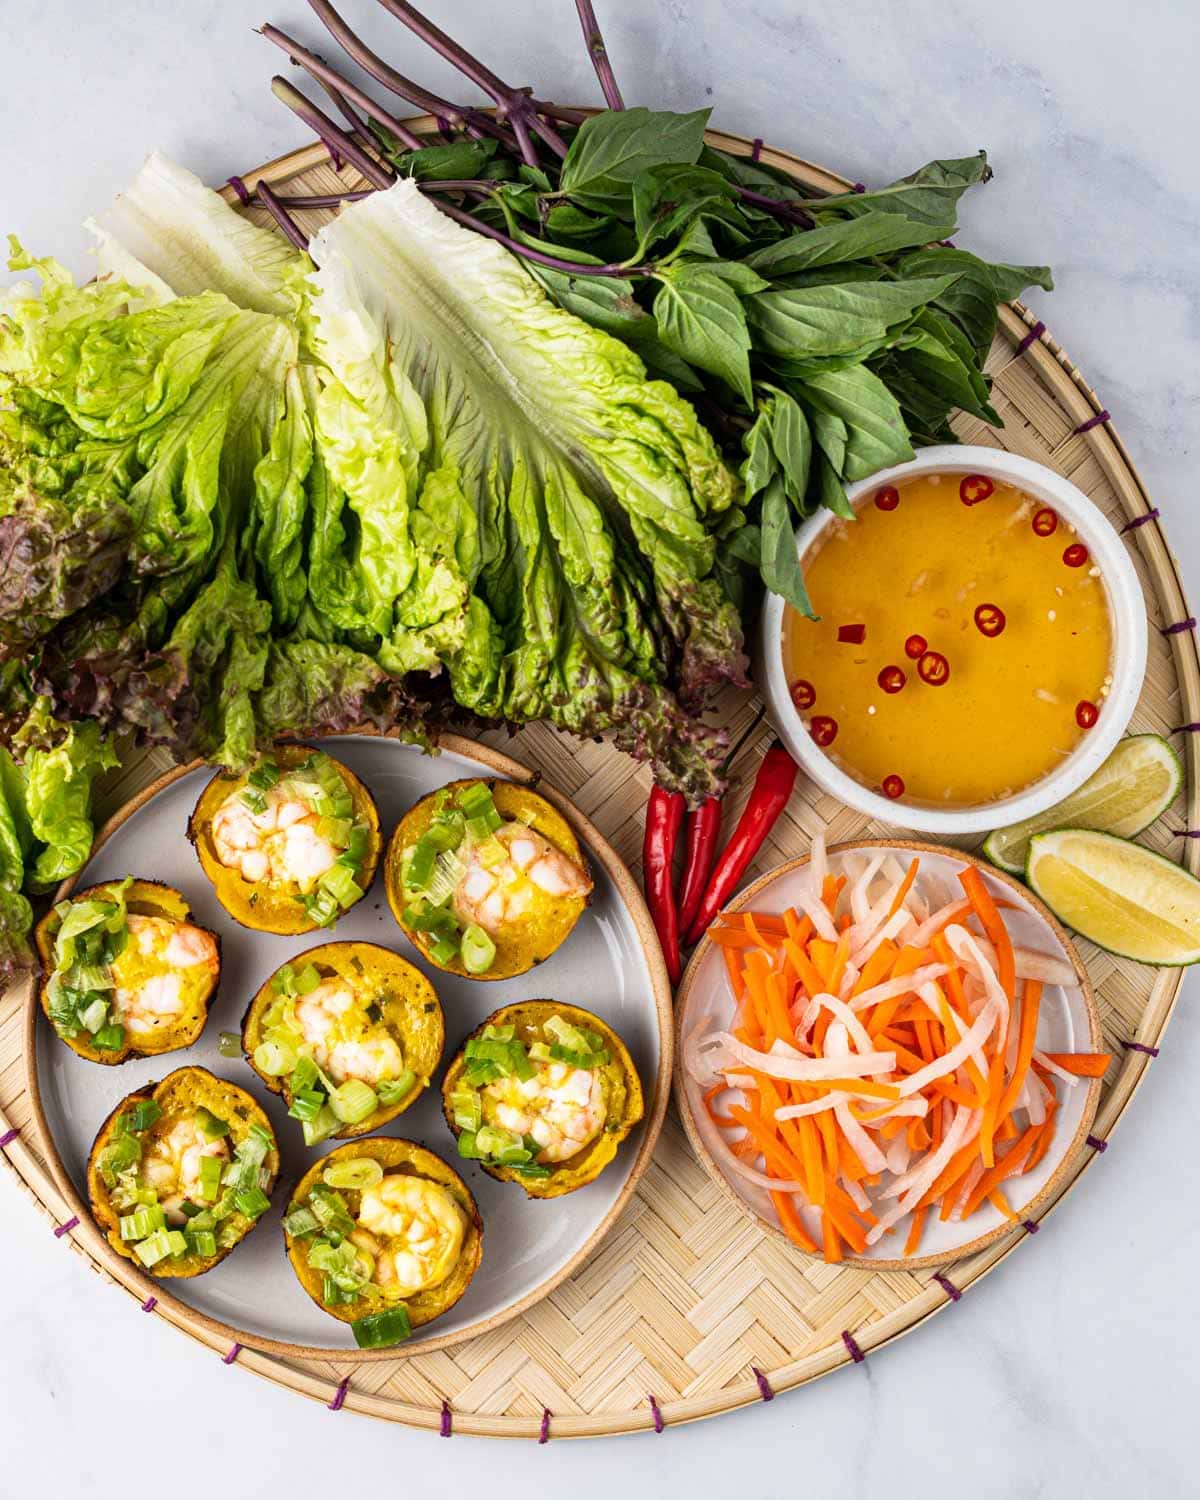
[456,782,498,819]
[376,1072,415,1108]
[282,1205,321,1238]
[290,1055,320,1094]
[235,1187,270,1219]
[119,1099,162,1135]
[119,1205,166,1241]
[402,900,459,936]
[477,1124,524,1158]
[186,1229,218,1258]
[240,787,268,816]
[514,1164,553,1179]
[197,1154,224,1204]
[315,815,353,847]
[329,1079,379,1126]
[460,923,496,975]
[465,812,502,841]
[164,1229,188,1258]
[475,836,507,869]
[248,1122,274,1151]
[449,1089,482,1132]
[289,1088,328,1123]
[302,1107,339,1148]
[319,863,364,909]
[99,1137,140,1185]
[92,1023,125,1052]
[134,1228,175,1267]
[352,1306,412,1349]
[196,1107,231,1140]
[423,812,466,853]
[307,1185,355,1239]
[548,1043,609,1069]
[272,963,297,994]
[296,964,322,994]
[78,997,109,1034]
[342,823,370,863]
[322,1158,384,1191]
[247,761,280,792]
[430,934,459,965]
[218,1031,241,1058]
[254,1036,299,1077]
[304,888,341,928]
[456,1130,485,1160]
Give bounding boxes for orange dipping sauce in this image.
[782,471,1114,808]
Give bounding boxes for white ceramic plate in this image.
[30,734,670,1356]
[674,841,1102,1268]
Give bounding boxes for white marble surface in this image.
[3,0,1199,1492]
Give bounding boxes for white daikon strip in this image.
[906,898,970,949]
[711,1032,897,1081]
[895,1006,997,1098]
[847,964,947,1013]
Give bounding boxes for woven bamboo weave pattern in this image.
[1,128,1195,1438]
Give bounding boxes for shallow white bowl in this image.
[759,445,1148,835]
[674,842,1103,1268]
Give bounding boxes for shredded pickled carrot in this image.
[687,844,1102,1264]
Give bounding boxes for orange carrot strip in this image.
[961,1127,1040,1217]
[904,1206,928,1256]
[821,1210,843,1264]
[764,970,795,1046]
[960,865,1016,1002]
[703,1082,738,1127]
[992,980,1042,1129]
[1040,1052,1112,1077]
[827,933,851,995]
[728,1104,807,1181]
[771,1190,818,1252]
[851,939,900,998]
[887,858,921,921]
[988,1188,1018,1222]
[784,938,826,1000]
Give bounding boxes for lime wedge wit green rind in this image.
[983,735,1182,876]
[1026,829,1200,966]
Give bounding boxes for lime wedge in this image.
[1027,829,1200,965]
[983,735,1181,875]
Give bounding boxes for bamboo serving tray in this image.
[0,125,1196,1439]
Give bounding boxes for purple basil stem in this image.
[575,0,624,110]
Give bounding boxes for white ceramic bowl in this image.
[759,445,1148,835]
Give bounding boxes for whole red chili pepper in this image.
[676,796,721,938]
[643,783,685,984]
[684,742,798,946]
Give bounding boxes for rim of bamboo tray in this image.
[673,840,1103,1270]
[20,728,675,1364]
[2,116,1196,1438]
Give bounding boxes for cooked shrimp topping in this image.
[212,784,339,890]
[141,1116,229,1225]
[453,822,592,937]
[109,916,218,1036]
[485,1060,605,1163]
[349,1176,466,1296]
[294,979,406,1087]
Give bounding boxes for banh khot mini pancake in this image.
[189,744,381,935]
[36,879,220,1064]
[87,1067,279,1278]
[242,942,444,1145]
[283,1137,483,1348]
[385,778,592,980]
[441,1001,643,1199]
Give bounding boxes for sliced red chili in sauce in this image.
[959,474,994,505]
[917,650,950,686]
[904,633,928,660]
[790,679,816,711]
[877,665,906,694]
[1062,542,1089,568]
[1075,700,1099,729]
[874,485,900,511]
[973,603,1006,638]
[837,623,867,644]
[1032,508,1058,537]
[881,774,906,800]
[809,715,838,747]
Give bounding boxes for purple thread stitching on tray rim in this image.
[1086,1134,1108,1153]
[1162,618,1197,636]
[328,1377,349,1412]
[54,1216,79,1238]
[539,1408,552,1443]
[932,1272,961,1302]
[1073,410,1111,435]
[750,137,763,161]
[440,1400,452,1437]
[1015,319,1045,355]
[752,1367,775,1401]
[841,1330,865,1364]
[1122,509,1160,533]
[223,1343,242,1365]
[1022,1219,1040,1233]
[226,175,252,205]
[141,1295,157,1313]
[648,1394,665,1432]
[1121,1039,1160,1058]
[0,1127,17,1148]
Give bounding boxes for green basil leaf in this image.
[697,260,770,294]
[674,218,720,260]
[631,165,737,252]
[746,275,961,358]
[525,262,647,335]
[394,138,500,182]
[799,364,915,482]
[817,152,991,226]
[759,475,814,617]
[891,309,1000,425]
[544,202,614,241]
[769,391,812,501]
[805,401,848,475]
[653,265,753,404]
[809,450,856,519]
[741,407,776,497]
[745,211,955,277]
[560,107,710,210]
[728,523,763,565]
[895,247,1010,358]
[986,260,1054,303]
